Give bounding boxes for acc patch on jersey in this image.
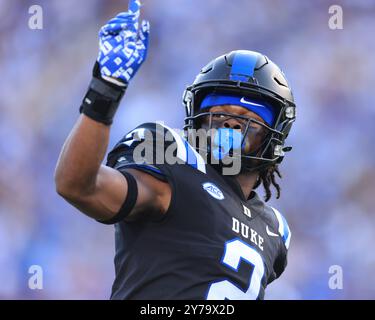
[202,182,225,200]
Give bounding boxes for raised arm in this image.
[54,1,171,223]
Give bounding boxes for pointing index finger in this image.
[128,0,141,15]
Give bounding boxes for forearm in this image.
[55,114,110,196]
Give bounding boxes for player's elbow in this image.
[55,176,78,201]
[54,171,94,202]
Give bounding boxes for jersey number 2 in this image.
[206,238,265,300]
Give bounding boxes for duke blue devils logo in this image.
[202,182,225,200]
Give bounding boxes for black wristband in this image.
[97,170,138,225]
[79,62,127,125]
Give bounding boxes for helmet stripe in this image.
[230,51,258,81]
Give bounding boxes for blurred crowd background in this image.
[0,0,374,299]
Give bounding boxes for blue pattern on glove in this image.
[97,0,150,84]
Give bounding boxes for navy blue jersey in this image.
[105,122,291,300]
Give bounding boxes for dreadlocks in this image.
[254,164,282,202]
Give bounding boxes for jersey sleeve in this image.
[269,206,292,279]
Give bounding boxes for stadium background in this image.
[0,0,374,299]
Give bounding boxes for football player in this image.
[55,0,296,300]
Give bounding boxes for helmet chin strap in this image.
[217,149,275,175]
[241,159,275,174]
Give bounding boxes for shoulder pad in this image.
[106,122,206,174]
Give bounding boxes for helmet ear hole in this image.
[201,65,213,74]
[273,76,288,87]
